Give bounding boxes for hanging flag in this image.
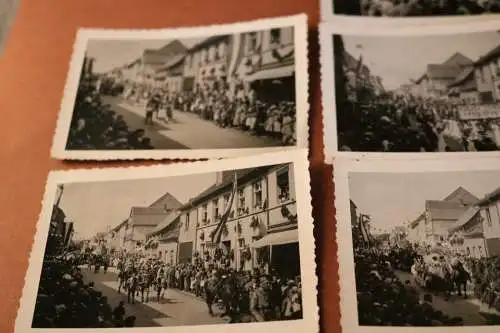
[212,173,238,244]
[63,222,74,248]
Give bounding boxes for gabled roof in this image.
[188,35,229,52]
[442,186,479,205]
[156,54,186,73]
[477,186,500,206]
[448,206,480,232]
[142,40,187,66]
[442,52,473,67]
[149,211,181,236]
[149,192,183,210]
[476,44,500,67]
[448,67,475,88]
[182,165,278,209]
[427,64,464,80]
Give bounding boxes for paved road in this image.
[82,268,227,327]
[101,95,282,149]
[395,270,500,325]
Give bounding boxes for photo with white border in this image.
[334,155,500,332]
[51,14,309,160]
[321,20,500,162]
[320,0,500,23]
[15,149,317,333]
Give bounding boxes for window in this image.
[201,204,208,223]
[478,246,484,257]
[201,49,208,64]
[486,207,493,227]
[208,46,216,62]
[217,42,226,60]
[247,32,258,54]
[277,168,290,203]
[238,189,246,212]
[185,213,190,231]
[252,181,263,209]
[223,193,230,210]
[238,238,245,247]
[185,55,191,69]
[270,28,281,45]
[213,198,219,220]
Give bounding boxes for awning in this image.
[250,228,298,248]
[245,65,294,82]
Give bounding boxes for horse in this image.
[450,261,471,298]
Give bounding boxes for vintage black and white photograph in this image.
[51,15,308,160]
[322,0,500,17]
[14,150,317,333]
[320,21,500,158]
[335,156,500,333]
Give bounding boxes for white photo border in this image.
[334,155,500,333]
[320,0,499,25]
[15,149,318,333]
[320,19,500,163]
[51,14,309,160]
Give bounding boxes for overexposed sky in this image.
[342,31,500,91]
[85,37,205,73]
[58,173,216,239]
[348,170,500,234]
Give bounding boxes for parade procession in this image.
[343,167,500,327]
[31,163,303,328]
[64,27,298,152]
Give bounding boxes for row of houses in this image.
[103,163,300,278]
[406,186,500,259]
[396,44,500,108]
[102,26,296,104]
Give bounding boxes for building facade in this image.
[176,164,298,278]
[145,211,181,264]
[182,35,232,93]
[474,45,500,104]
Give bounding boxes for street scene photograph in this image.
[60,24,300,154]
[332,27,500,153]
[29,163,304,328]
[331,0,500,16]
[346,168,500,326]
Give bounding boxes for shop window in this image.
[201,204,208,223]
[213,198,219,221]
[270,28,281,45]
[252,181,263,209]
[277,167,290,203]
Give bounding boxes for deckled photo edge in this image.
[321,19,500,160]
[319,23,338,164]
[15,149,318,333]
[333,156,500,333]
[50,14,309,161]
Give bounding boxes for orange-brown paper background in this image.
[0,1,337,332]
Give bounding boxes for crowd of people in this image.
[110,248,303,323]
[468,256,500,312]
[32,256,136,328]
[120,81,297,146]
[335,0,500,16]
[337,70,500,152]
[66,75,154,150]
[354,246,465,326]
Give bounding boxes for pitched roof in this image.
[448,66,475,88]
[159,222,180,242]
[182,165,278,209]
[188,35,229,52]
[442,52,473,67]
[426,200,471,221]
[149,211,181,236]
[442,187,479,205]
[427,64,465,80]
[142,40,187,66]
[156,54,186,72]
[448,206,480,232]
[476,44,500,66]
[149,192,183,210]
[476,186,500,206]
